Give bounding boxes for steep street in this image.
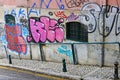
[0,66,66,80]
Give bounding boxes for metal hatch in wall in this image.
[66,22,88,42]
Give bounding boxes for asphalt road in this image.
[0,66,66,80]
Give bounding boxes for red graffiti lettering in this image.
[54,11,67,18]
[5,24,27,54]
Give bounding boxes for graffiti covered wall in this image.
[0,0,119,66]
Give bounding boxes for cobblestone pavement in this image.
[0,58,120,80]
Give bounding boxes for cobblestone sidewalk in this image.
[0,58,119,80]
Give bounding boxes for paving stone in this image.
[0,58,120,80]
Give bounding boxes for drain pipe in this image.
[100,0,108,67]
[26,0,32,60]
[101,17,105,67]
[100,6,106,67]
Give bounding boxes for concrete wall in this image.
[0,0,120,66]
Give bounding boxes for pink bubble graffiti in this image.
[27,16,64,43]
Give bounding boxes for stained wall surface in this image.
[0,0,120,66]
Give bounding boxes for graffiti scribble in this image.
[98,5,119,37]
[65,0,89,8]
[67,13,79,21]
[80,2,101,33]
[20,16,28,27]
[57,45,73,63]
[54,11,67,18]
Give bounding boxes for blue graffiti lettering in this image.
[57,45,73,63]
[55,0,64,10]
[18,8,26,17]
[40,0,64,10]
[28,2,38,17]
[11,9,16,16]
[40,0,52,8]
[4,8,27,19]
